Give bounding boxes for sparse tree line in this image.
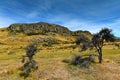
[18,28,116,78]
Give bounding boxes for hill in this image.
[8,22,92,37]
[0,22,120,80]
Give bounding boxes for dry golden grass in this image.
[0,48,119,80]
[0,28,120,80]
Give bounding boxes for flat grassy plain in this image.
[0,28,120,80]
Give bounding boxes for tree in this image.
[76,28,115,63]
[20,43,38,78]
[92,28,115,63]
[22,43,37,63]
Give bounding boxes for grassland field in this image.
[0,28,120,80]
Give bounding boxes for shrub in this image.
[71,53,97,68]
[71,55,82,65]
[20,43,38,78]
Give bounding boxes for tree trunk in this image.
[98,48,102,63]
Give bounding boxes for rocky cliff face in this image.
[8,22,71,36]
[8,22,92,37]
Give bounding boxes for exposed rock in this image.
[72,30,91,36]
[8,22,92,37]
[29,37,60,45]
[8,22,71,36]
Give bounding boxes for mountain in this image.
[8,22,92,37]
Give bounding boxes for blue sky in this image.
[0,0,120,37]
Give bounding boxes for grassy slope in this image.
[0,28,120,80]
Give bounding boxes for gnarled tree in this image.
[92,28,115,63]
[76,28,115,63]
[20,43,38,78]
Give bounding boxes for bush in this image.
[71,53,97,68]
[71,55,82,65]
[20,43,38,78]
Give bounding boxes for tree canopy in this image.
[76,28,115,63]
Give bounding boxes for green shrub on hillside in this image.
[20,43,38,78]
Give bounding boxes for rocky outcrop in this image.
[72,30,91,36]
[8,22,71,36]
[8,22,92,37]
[28,37,60,45]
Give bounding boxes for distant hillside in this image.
[8,22,71,36]
[72,30,92,39]
[8,22,92,38]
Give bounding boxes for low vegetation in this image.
[71,53,98,67]
[0,24,120,80]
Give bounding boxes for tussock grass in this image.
[0,47,119,80]
[0,28,120,80]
